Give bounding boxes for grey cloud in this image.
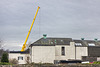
[1,0,100,50]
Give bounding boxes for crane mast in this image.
[21,6,40,51]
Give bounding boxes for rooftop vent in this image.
[81,38,84,40]
[94,38,98,41]
[43,34,47,39]
[55,40,56,44]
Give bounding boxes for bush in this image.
[1,52,9,63]
[93,61,100,64]
[9,58,18,64]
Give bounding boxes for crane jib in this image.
[21,6,40,51]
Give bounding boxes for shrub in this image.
[93,61,100,64]
[1,52,9,63]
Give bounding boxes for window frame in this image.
[18,56,23,60]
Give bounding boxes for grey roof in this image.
[30,37,72,46]
[30,37,100,47]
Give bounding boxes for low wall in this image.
[0,64,100,67]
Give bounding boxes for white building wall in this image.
[9,42,89,64]
[32,46,55,63]
[55,42,75,60]
[97,57,100,61]
[76,47,88,60]
[9,53,29,64]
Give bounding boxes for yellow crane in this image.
[21,6,40,51]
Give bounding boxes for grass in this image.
[0,62,12,65]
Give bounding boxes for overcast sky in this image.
[1,0,100,51]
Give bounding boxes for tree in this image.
[1,52,9,63]
[0,40,3,49]
[0,39,9,62]
[0,40,4,62]
[9,58,18,64]
[25,55,30,64]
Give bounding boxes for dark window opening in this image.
[61,47,65,56]
[27,57,29,60]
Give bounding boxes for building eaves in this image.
[30,44,55,46]
[10,49,29,54]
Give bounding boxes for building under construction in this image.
[9,36,100,64]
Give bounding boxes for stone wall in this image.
[1,64,100,67]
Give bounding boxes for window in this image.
[18,56,23,60]
[75,43,82,46]
[61,47,65,56]
[88,43,95,46]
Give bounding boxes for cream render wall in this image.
[9,42,89,64]
[76,47,88,60]
[9,53,29,64]
[31,46,55,63]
